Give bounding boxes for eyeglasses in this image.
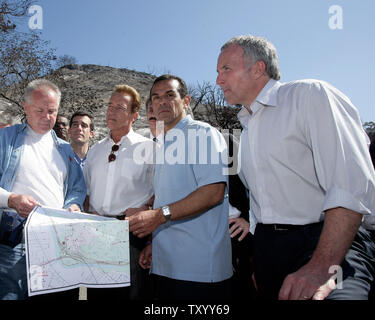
[108,144,120,162]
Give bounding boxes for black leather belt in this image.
[115,215,126,221]
[103,214,126,220]
[257,221,323,231]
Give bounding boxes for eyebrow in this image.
[152,89,176,96]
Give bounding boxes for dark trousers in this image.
[253,222,375,300]
[231,233,257,300]
[152,274,233,302]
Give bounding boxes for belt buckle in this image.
[273,224,288,231]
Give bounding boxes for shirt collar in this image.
[237,79,281,129]
[107,128,137,145]
[174,115,192,131]
[164,115,192,139]
[255,78,280,107]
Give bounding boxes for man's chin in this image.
[35,126,52,135]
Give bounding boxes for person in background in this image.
[68,111,95,170]
[145,98,157,141]
[53,114,69,141]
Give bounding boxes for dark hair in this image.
[57,114,69,121]
[150,74,188,99]
[69,111,94,131]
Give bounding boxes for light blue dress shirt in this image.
[151,115,233,283]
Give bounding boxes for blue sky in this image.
[24,0,375,122]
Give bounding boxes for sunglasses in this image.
[108,144,120,162]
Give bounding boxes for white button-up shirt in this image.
[84,129,154,216]
[238,79,375,233]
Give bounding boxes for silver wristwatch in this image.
[161,205,171,221]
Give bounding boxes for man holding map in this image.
[0,79,86,300]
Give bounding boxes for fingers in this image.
[229,223,246,240]
[279,274,314,300]
[229,217,250,240]
[124,208,140,217]
[237,230,248,241]
[139,251,148,269]
[68,204,81,212]
[127,210,161,238]
[9,194,40,218]
[312,278,335,300]
[278,268,334,300]
[139,246,152,269]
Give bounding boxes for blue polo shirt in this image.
[151,116,233,283]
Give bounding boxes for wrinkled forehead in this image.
[218,44,248,65]
[109,92,132,105]
[29,87,58,104]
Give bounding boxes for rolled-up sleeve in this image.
[304,81,375,215]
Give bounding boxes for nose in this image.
[216,72,223,86]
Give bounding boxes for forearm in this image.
[127,182,226,238]
[308,207,362,271]
[278,206,363,300]
[166,182,226,221]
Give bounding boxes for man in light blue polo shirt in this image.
[127,74,232,301]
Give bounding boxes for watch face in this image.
[162,206,171,220]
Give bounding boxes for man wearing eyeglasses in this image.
[83,84,154,300]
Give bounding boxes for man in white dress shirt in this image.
[83,84,154,300]
[216,35,375,300]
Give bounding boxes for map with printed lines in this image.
[25,207,130,296]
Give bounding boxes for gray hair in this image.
[221,35,281,80]
[24,79,62,105]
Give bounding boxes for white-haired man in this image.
[0,79,86,300]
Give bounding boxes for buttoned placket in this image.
[244,102,271,225]
[102,139,121,213]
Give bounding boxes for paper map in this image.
[25,206,130,296]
